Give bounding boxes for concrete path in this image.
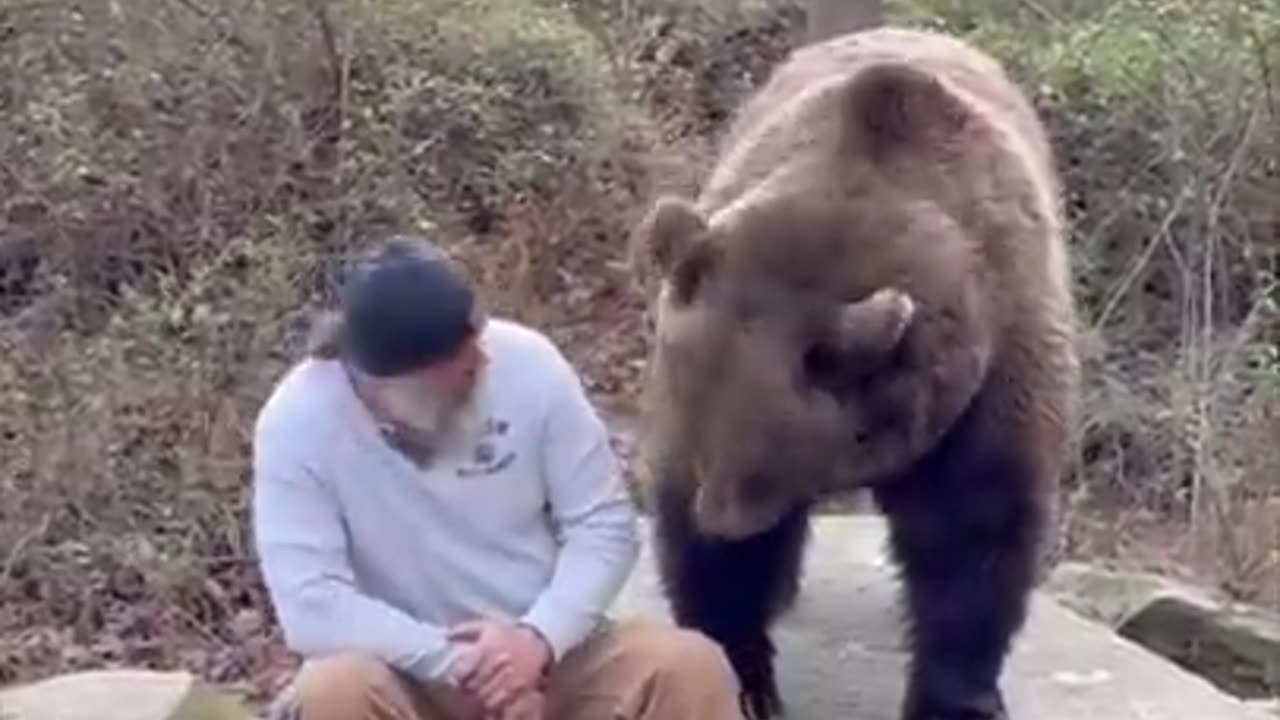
[609,515,1271,720]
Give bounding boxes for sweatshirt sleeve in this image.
[519,344,641,661]
[251,414,462,683]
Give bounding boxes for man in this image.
[253,235,746,720]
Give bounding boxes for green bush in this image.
[892,0,1278,112]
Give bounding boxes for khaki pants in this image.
[269,618,746,720]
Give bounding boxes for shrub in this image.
[0,0,642,694]
[891,0,1279,604]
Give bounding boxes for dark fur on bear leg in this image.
[651,480,813,719]
[872,394,1046,720]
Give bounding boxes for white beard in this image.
[368,373,483,455]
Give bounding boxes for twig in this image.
[1246,23,1276,119]
[1193,100,1269,592]
[1013,0,1059,26]
[1095,185,1189,330]
[1,513,52,585]
[1078,144,1177,258]
[1207,104,1261,221]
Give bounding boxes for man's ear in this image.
[828,287,916,366]
[838,60,972,157]
[630,195,708,281]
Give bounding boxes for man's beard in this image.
[357,371,482,464]
[391,384,475,441]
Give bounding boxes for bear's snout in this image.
[692,478,788,540]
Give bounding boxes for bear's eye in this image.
[671,243,718,305]
[800,341,845,395]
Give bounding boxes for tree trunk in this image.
[806,0,883,43]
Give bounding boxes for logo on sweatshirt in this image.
[456,416,516,478]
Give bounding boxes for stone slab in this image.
[0,669,253,720]
[609,515,1273,720]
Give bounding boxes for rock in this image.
[1043,561,1220,628]
[613,515,1274,720]
[0,669,254,720]
[1042,561,1280,701]
[1117,592,1280,700]
[1246,698,1280,717]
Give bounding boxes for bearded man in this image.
[252,235,745,720]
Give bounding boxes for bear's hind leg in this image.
[651,482,812,720]
[872,404,1046,720]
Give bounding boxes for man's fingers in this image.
[449,620,492,642]
[476,663,518,708]
[462,650,510,694]
[448,647,480,684]
[449,618,543,716]
[451,644,501,693]
[488,689,524,720]
[450,614,517,641]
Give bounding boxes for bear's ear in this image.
[829,287,915,365]
[631,194,708,279]
[840,60,970,154]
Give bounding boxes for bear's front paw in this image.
[902,685,1008,720]
[904,709,1007,720]
[728,635,784,719]
[739,683,784,720]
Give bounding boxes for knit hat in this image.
[337,235,480,377]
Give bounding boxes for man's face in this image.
[426,331,488,406]
[365,329,489,441]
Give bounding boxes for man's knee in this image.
[614,620,739,688]
[289,653,407,716]
[655,627,739,686]
[547,620,745,719]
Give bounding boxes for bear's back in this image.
[699,27,1059,224]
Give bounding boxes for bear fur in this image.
[630,26,1080,720]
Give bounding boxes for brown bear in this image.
[629,26,1080,720]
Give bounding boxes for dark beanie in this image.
[338,235,478,377]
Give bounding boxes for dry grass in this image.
[0,0,1276,705]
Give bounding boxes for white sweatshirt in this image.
[251,318,641,683]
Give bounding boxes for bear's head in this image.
[632,60,980,539]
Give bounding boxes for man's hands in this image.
[446,616,552,719]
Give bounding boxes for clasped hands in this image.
[444,615,552,720]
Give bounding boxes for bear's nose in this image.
[692,483,752,538]
[693,483,730,523]
[693,483,718,512]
